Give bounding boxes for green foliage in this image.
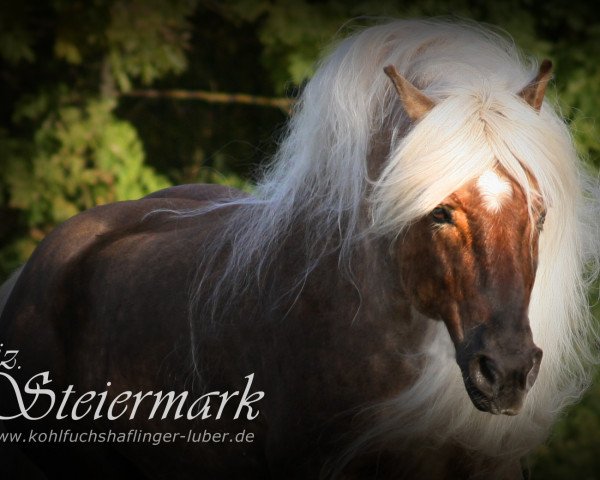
[105,0,196,91]
[1,98,169,271]
[0,3,35,64]
[7,99,168,220]
[0,0,200,275]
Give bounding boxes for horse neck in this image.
[286,219,427,346]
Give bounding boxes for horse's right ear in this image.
[383,65,435,121]
[518,59,553,112]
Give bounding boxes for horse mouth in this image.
[463,377,520,416]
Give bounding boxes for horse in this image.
[1,19,599,479]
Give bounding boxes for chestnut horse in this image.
[1,20,599,479]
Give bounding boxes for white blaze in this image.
[477,170,512,212]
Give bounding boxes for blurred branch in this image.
[122,89,294,113]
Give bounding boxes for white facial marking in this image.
[477,170,513,212]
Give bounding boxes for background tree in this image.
[0,1,598,477]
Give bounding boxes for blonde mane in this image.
[187,19,600,467]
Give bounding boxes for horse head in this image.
[384,62,552,415]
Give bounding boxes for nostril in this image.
[478,355,498,385]
[469,355,499,397]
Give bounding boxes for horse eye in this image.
[431,206,453,224]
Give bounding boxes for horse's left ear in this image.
[518,59,553,112]
[383,65,435,121]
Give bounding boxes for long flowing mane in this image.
[184,19,600,464]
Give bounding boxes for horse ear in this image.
[518,59,553,112]
[383,65,435,121]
